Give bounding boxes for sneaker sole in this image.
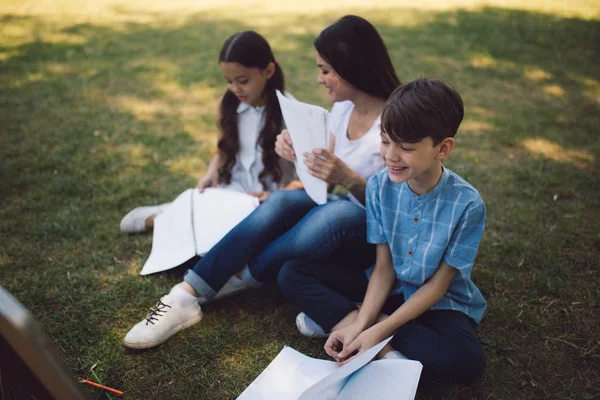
[123,313,203,349]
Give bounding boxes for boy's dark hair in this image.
[314,15,401,100]
[382,77,464,145]
[218,31,284,189]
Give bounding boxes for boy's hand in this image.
[275,129,296,162]
[247,191,271,202]
[303,149,352,187]
[324,323,363,362]
[197,174,218,192]
[336,325,386,366]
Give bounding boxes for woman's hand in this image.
[335,325,388,366]
[303,148,353,186]
[248,191,271,202]
[324,323,364,363]
[197,173,218,192]
[275,129,296,162]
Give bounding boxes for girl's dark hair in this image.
[314,15,401,100]
[382,77,464,145]
[217,31,284,189]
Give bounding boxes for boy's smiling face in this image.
[379,129,454,195]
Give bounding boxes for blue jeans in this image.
[278,259,486,384]
[183,190,375,299]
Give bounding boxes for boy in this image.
[278,77,487,384]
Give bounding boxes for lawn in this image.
[1,0,599,398]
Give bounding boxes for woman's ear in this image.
[437,137,455,160]
[263,62,276,79]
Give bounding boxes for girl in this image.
[119,31,295,234]
[123,15,401,349]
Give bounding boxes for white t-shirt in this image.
[331,100,385,206]
[225,95,295,193]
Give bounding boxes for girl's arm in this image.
[197,153,222,190]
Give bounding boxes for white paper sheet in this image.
[237,347,338,400]
[336,359,423,400]
[297,336,394,400]
[140,188,259,275]
[276,90,328,205]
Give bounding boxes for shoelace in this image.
[145,300,171,325]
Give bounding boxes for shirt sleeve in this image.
[366,175,386,244]
[442,202,486,272]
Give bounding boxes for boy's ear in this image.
[437,137,455,160]
[263,62,276,79]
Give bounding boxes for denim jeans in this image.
[183,190,375,299]
[278,259,486,384]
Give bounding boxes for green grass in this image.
[1,1,599,399]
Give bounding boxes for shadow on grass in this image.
[1,5,598,400]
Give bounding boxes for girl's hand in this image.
[336,326,387,366]
[324,323,364,362]
[248,191,271,202]
[197,174,218,192]
[303,149,353,186]
[275,129,296,162]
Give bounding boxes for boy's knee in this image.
[445,346,486,384]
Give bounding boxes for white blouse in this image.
[331,100,385,206]
[224,99,295,193]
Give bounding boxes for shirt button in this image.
[413,217,419,223]
[408,250,413,256]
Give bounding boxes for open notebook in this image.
[237,337,422,400]
[140,188,259,275]
[276,90,329,205]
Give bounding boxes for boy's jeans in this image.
[278,258,486,384]
[183,190,375,299]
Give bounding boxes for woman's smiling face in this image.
[315,52,354,102]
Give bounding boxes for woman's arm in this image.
[303,150,368,205]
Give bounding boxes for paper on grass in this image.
[140,188,259,275]
[297,336,393,400]
[336,359,423,400]
[237,336,422,400]
[237,347,339,400]
[276,90,329,205]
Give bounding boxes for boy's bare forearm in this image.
[355,244,396,329]
[375,262,458,337]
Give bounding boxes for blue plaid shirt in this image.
[366,167,487,323]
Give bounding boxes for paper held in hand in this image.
[140,188,260,275]
[237,336,423,400]
[276,90,329,205]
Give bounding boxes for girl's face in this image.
[316,52,354,102]
[220,62,274,107]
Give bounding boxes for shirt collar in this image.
[408,165,450,202]
[236,102,264,114]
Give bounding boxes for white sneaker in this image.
[124,289,202,349]
[120,203,169,233]
[197,276,250,305]
[296,312,328,338]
